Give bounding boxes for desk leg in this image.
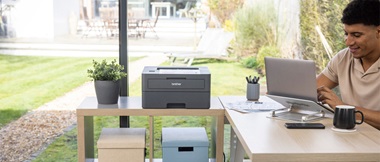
[77,116,94,162]
[230,126,244,162]
[149,116,154,162]
[212,115,225,162]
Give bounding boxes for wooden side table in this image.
[76,96,225,162]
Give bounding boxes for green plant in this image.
[256,45,280,70]
[232,0,278,58]
[87,59,127,81]
[241,57,258,69]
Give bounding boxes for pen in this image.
[253,77,260,84]
[247,76,260,84]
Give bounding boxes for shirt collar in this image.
[353,56,380,75]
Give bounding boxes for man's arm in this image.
[317,74,380,130]
[317,73,338,89]
[355,106,380,130]
[316,74,342,108]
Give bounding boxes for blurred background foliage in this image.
[207,0,351,73]
[232,1,277,59]
[207,0,244,27]
[300,0,350,72]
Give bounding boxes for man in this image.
[317,0,380,130]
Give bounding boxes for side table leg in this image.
[211,115,225,162]
[77,116,94,162]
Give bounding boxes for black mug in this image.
[333,105,364,129]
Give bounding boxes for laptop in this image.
[264,57,334,116]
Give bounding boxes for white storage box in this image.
[97,128,146,162]
[162,127,209,162]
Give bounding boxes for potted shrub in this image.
[87,59,127,104]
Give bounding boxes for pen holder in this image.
[246,83,260,101]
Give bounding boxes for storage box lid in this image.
[97,128,146,149]
[162,127,209,147]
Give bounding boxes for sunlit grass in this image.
[0,55,142,127]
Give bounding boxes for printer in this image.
[142,66,210,109]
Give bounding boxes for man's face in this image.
[344,24,380,59]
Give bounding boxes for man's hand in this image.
[317,86,344,109]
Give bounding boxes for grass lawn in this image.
[0,54,142,128]
[33,59,263,162]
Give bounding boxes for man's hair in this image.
[341,0,380,26]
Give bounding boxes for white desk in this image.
[150,2,176,18]
[76,96,225,162]
[220,96,380,162]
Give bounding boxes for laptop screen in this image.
[265,57,318,102]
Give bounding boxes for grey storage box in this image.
[162,127,209,162]
[97,128,146,162]
[142,66,210,109]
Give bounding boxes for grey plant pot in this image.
[94,80,120,104]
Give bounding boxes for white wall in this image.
[53,0,80,36]
[13,0,80,38]
[13,0,54,38]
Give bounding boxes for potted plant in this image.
[87,59,127,104]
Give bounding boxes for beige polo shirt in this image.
[322,48,380,111]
